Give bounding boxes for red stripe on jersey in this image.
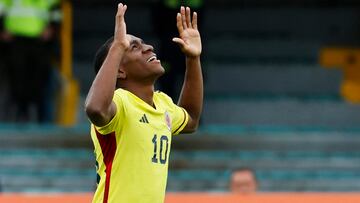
[95,129,117,203]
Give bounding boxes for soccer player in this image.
[85,3,203,203]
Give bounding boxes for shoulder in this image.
[114,88,126,98]
[154,90,175,105]
[113,88,128,104]
[112,88,129,114]
[92,89,127,133]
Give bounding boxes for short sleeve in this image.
[93,92,124,135]
[156,91,189,135]
[171,105,189,135]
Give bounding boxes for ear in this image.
[117,66,126,79]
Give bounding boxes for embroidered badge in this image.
[165,111,171,131]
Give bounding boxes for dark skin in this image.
[85,3,203,133]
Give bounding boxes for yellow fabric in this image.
[4,0,59,37]
[90,88,189,203]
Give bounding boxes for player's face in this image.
[121,34,164,82]
[230,170,257,194]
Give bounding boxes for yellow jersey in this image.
[90,88,189,203]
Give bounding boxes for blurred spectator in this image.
[152,0,204,100]
[0,0,10,121]
[2,0,61,123]
[230,168,258,194]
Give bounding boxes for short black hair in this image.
[93,36,114,74]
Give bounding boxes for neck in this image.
[120,83,155,107]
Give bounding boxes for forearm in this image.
[178,56,203,123]
[85,44,124,115]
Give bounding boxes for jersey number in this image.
[151,134,169,164]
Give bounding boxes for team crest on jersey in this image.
[165,111,171,131]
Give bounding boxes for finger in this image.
[117,3,123,15]
[117,3,127,16]
[180,6,187,29]
[186,7,192,28]
[176,13,184,34]
[116,3,121,20]
[192,12,198,30]
[116,3,127,17]
[123,4,127,14]
[172,37,186,48]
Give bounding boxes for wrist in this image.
[107,44,127,62]
[111,40,129,51]
[109,42,128,55]
[186,55,201,61]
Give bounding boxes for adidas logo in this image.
[139,114,149,123]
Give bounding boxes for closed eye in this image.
[129,38,144,51]
[131,44,138,50]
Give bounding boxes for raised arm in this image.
[173,6,203,133]
[85,3,129,127]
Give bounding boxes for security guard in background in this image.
[2,0,61,123]
[152,0,204,101]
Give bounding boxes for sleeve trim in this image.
[173,108,189,135]
[93,111,117,133]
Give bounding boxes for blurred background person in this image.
[230,168,258,195]
[152,0,204,100]
[0,0,10,121]
[2,0,61,123]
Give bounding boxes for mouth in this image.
[146,54,159,63]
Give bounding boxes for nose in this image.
[142,44,154,53]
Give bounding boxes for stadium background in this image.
[1,0,360,202]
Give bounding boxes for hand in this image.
[113,3,130,50]
[173,6,202,58]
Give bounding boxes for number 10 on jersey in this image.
[151,134,169,164]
